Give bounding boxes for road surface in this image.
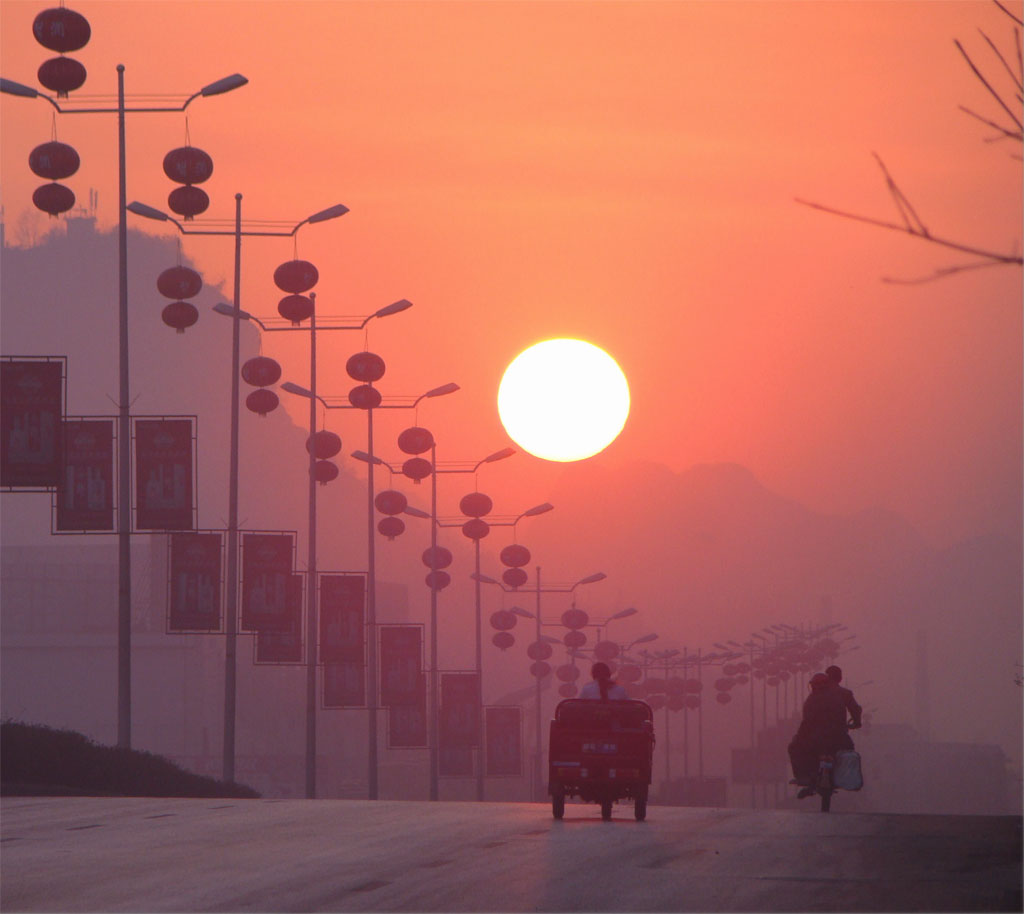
[1,796,1020,912]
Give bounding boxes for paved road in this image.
[1,797,1020,912]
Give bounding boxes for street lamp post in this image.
[2,69,247,749]
[127,196,348,781]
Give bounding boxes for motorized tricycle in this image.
[548,698,655,821]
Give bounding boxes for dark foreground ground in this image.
[2,796,1020,913]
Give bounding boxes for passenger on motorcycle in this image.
[579,662,628,700]
[787,671,862,797]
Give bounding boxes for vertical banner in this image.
[388,673,427,748]
[379,625,422,706]
[240,532,293,632]
[167,532,222,632]
[1,358,63,488]
[320,575,366,708]
[485,706,523,777]
[134,418,193,530]
[56,418,114,531]
[256,575,304,663]
[440,672,480,747]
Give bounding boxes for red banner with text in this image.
[319,574,365,664]
[440,671,480,747]
[379,625,422,706]
[255,575,304,663]
[388,673,427,748]
[134,418,193,530]
[240,532,293,632]
[168,532,222,632]
[56,418,114,531]
[1,358,63,488]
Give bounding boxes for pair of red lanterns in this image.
[162,146,213,221]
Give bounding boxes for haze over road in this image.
[1,797,1019,913]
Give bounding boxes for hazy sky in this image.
[2,0,1021,549]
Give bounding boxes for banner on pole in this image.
[323,661,366,708]
[388,673,427,748]
[255,574,304,663]
[485,706,523,777]
[319,574,365,664]
[134,417,193,530]
[167,532,222,632]
[440,671,480,747]
[56,418,115,531]
[240,532,293,632]
[379,625,422,706]
[1,358,64,488]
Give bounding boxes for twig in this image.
[958,104,1024,141]
[873,152,929,236]
[978,28,1024,92]
[955,38,1024,132]
[992,0,1023,29]
[882,259,1015,284]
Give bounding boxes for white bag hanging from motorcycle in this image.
[833,750,863,790]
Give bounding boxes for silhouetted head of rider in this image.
[825,665,842,685]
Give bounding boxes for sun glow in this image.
[497,339,630,462]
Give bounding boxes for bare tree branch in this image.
[882,259,1017,284]
[958,104,1024,141]
[955,38,1024,132]
[979,27,1024,92]
[992,0,1023,29]
[873,152,929,236]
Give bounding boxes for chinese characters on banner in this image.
[168,532,222,632]
[1,358,63,488]
[240,532,293,632]
[485,706,523,777]
[439,671,479,777]
[56,419,114,531]
[320,574,366,708]
[255,574,304,663]
[379,625,422,706]
[388,673,427,748]
[134,418,193,530]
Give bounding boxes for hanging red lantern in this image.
[313,460,339,485]
[348,384,381,410]
[618,663,641,684]
[735,674,749,685]
[714,677,734,691]
[32,182,74,216]
[277,294,313,325]
[563,630,587,649]
[489,610,516,632]
[555,664,579,683]
[374,490,407,515]
[162,147,213,185]
[500,544,530,568]
[645,677,666,694]
[593,641,619,662]
[306,430,341,460]
[346,351,386,383]
[461,518,488,540]
[37,57,87,96]
[530,661,551,679]
[648,694,666,711]
[156,265,202,300]
[29,141,79,180]
[241,356,281,387]
[502,567,527,589]
[378,516,405,540]
[167,185,209,220]
[684,695,701,710]
[526,640,552,661]
[161,301,198,333]
[425,570,450,591]
[561,608,589,630]
[685,678,702,693]
[716,691,732,705]
[558,683,578,698]
[766,676,780,687]
[666,676,686,695]
[632,681,650,699]
[459,492,493,517]
[492,632,514,651]
[667,694,685,712]
[245,389,279,416]
[33,8,91,53]
[398,426,434,455]
[273,259,318,294]
[722,664,738,677]
[421,546,452,569]
[402,457,432,483]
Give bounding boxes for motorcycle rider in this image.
[788,671,862,798]
[579,662,628,700]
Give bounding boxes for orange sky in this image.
[2,0,1021,548]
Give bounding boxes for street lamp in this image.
[2,66,246,750]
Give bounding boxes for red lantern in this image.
[157,266,202,300]
[526,640,553,661]
[502,568,527,589]
[398,426,434,455]
[666,676,686,695]
[374,490,407,515]
[37,57,87,96]
[246,388,279,416]
[714,677,734,691]
[306,430,341,459]
[593,641,619,662]
[32,182,74,216]
[29,141,79,180]
[722,664,738,677]
[402,457,432,482]
[716,691,732,705]
[489,610,516,632]
[425,570,450,591]
[161,301,198,333]
[556,664,580,683]
[766,677,780,687]
[684,695,701,710]
[685,678,702,693]
[241,356,281,387]
[563,630,587,649]
[273,259,318,294]
[277,294,313,325]
[530,661,551,679]
[168,185,209,220]
[492,632,514,651]
[647,694,666,711]
[421,546,452,569]
[378,516,405,540]
[558,683,578,698]
[618,663,641,684]
[668,694,685,712]
[346,351,386,383]
[33,8,91,53]
[348,384,381,410]
[735,674,749,685]
[462,518,489,540]
[561,608,589,630]
[459,492,493,517]
[500,544,530,567]
[162,147,213,185]
[645,677,666,694]
[313,460,339,485]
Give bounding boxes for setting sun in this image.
[497,338,630,462]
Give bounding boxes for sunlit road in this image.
[1,797,1020,913]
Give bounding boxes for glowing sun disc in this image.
[498,338,630,462]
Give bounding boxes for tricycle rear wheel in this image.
[600,799,613,820]
[551,786,565,820]
[634,785,648,821]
